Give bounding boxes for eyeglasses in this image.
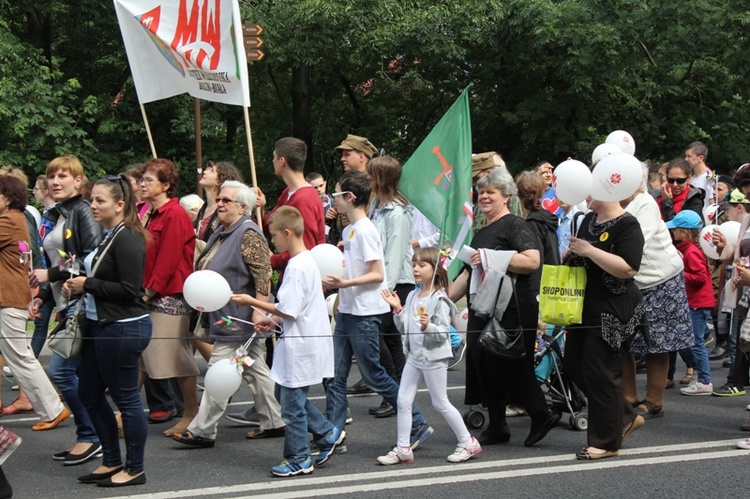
[216,197,237,205]
[138,177,156,185]
[331,191,355,199]
[667,177,688,185]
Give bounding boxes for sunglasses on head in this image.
[667,177,688,185]
[102,174,129,201]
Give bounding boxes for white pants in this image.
[396,360,471,448]
[0,307,65,420]
[188,339,283,439]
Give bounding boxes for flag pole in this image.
[243,106,263,228]
[139,103,158,159]
[195,98,203,195]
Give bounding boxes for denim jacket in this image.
[369,199,414,290]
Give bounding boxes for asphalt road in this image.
[2,354,749,498]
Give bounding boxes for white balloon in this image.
[553,160,592,205]
[590,153,642,202]
[591,143,622,166]
[719,221,741,245]
[453,307,469,333]
[703,203,720,225]
[204,358,242,400]
[310,243,345,279]
[699,225,720,260]
[325,293,338,317]
[183,270,232,312]
[605,130,636,156]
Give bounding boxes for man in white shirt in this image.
[685,141,714,207]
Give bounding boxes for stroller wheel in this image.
[465,410,485,429]
[573,413,589,431]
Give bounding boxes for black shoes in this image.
[709,342,729,361]
[372,401,396,418]
[63,443,103,466]
[78,466,123,484]
[347,379,373,395]
[477,425,511,446]
[524,412,558,447]
[96,472,146,487]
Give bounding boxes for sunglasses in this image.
[215,197,237,205]
[667,177,688,185]
[102,174,129,202]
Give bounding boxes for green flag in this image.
[399,86,473,279]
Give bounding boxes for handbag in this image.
[48,297,87,358]
[47,223,124,358]
[539,264,587,326]
[478,276,526,360]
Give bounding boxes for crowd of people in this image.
[1,137,749,495]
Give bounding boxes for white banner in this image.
[114,0,250,106]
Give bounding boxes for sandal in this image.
[164,424,189,437]
[2,396,33,415]
[635,400,663,419]
[576,446,618,460]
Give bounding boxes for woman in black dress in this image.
[450,168,556,447]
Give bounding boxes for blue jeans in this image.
[689,308,712,384]
[31,300,54,358]
[48,353,98,443]
[78,318,152,473]
[275,384,335,464]
[326,313,425,430]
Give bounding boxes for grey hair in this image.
[179,193,204,213]
[476,167,518,197]
[220,180,256,208]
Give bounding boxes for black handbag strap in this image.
[491,274,522,323]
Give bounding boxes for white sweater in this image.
[625,192,684,290]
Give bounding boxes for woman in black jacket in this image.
[64,174,152,487]
[516,171,561,265]
[29,156,102,465]
[658,158,706,223]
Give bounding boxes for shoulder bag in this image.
[478,276,526,360]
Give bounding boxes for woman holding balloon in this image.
[65,175,152,487]
[173,181,285,448]
[565,153,646,460]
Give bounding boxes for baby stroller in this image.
[534,327,588,431]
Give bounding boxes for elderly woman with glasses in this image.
[172,181,285,447]
[138,158,199,438]
[658,158,706,223]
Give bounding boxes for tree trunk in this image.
[292,63,314,173]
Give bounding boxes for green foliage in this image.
[1,0,749,200]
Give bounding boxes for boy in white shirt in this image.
[323,171,433,449]
[232,206,343,477]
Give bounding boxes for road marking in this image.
[112,439,747,499]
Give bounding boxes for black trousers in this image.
[564,327,634,451]
[378,283,414,381]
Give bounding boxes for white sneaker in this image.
[505,405,526,417]
[680,382,713,396]
[2,366,11,377]
[377,446,414,465]
[737,438,750,450]
[447,437,482,463]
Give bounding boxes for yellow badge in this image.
[599,232,609,242]
[65,228,73,239]
[348,230,355,240]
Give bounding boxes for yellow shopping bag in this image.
[539,264,586,326]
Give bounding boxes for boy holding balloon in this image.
[231,206,342,477]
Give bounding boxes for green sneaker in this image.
[712,384,746,397]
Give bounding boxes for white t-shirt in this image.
[690,168,714,208]
[272,251,334,388]
[338,217,390,316]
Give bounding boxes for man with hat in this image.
[327,135,379,246]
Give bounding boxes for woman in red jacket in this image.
[139,158,198,437]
